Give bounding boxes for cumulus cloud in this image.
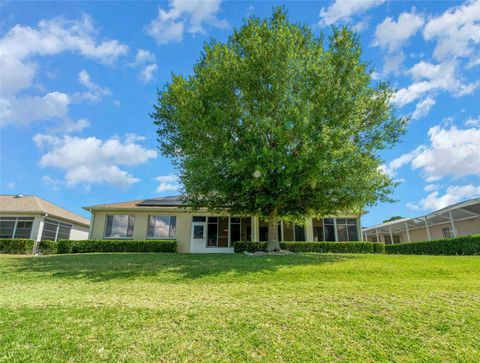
[33,133,157,188]
[423,0,480,61]
[139,63,158,83]
[76,70,111,102]
[373,11,424,52]
[319,0,385,26]
[408,184,480,211]
[385,124,480,182]
[0,15,127,128]
[155,175,181,193]
[411,97,436,120]
[132,49,158,83]
[146,0,228,44]
[0,92,70,126]
[394,61,479,107]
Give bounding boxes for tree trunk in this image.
[266,211,281,252]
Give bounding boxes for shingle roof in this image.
[83,196,184,210]
[0,195,90,226]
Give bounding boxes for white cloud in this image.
[411,125,480,181]
[41,175,62,190]
[139,63,158,83]
[385,124,480,182]
[465,116,480,126]
[0,92,70,126]
[133,49,155,65]
[381,146,424,177]
[409,184,480,211]
[394,60,479,107]
[113,100,121,107]
[411,97,436,120]
[155,175,181,193]
[0,15,127,129]
[147,0,228,44]
[382,52,405,76]
[424,184,441,192]
[131,49,158,83]
[373,11,424,52]
[423,0,480,61]
[76,70,111,102]
[319,0,385,26]
[33,133,157,188]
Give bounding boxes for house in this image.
[84,196,363,253]
[362,198,480,244]
[0,194,90,241]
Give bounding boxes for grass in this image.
[0,253,479,362]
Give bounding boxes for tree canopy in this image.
[383,216,405,223]
[152,8,406,247]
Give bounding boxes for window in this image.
[335,218,358,242]
[323,218,336,241]
[104,215,134,238]
[282,222,305,241]
[312,218,324,241]
[443,227,453,239]
[231,217,252,243]
[41,218,72,241]
[0,217,34,238]
[207,217,219,247]
[148,216,176,238]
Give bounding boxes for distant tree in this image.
[383,216,404,223]
[152,8,406,251]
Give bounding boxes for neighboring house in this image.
[363,198,480,244]
[0,194,90,241]
[84,196,363,253]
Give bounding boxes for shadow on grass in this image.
[8,253,354,282]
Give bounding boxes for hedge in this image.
[234,241,385,254]
[385,234,480,255]
[57,239,178,254]
[0,238,34,254]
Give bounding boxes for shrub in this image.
[0,239,34,254]
[234,241,385,254]
[57,239,178,254]
[385,234,480,255]
[37,240,58,255]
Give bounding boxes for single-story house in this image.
[0,194,90,241]
[362,198,480,244]
[84,196,363,253]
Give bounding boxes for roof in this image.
[0,195,90,226]
[363,198,480,235]
[83,196,184,210]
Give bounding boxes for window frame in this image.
[146,215,177,239]
[103,214,135,239]
[41,218,72,241]
[0,216,34,239]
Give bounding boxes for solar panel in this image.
[136,196,183,206]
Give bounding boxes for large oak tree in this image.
[152,8,406,251]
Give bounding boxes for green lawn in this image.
[0,253,479,362]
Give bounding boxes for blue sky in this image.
[0,0,479,226]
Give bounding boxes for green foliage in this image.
[0,239,34,254]
[37,240,58,255]
[385,235,480,255]
[56,240,178,254]
[234,241,385,254]
[383,216,404,223]
[152,8,406,225]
